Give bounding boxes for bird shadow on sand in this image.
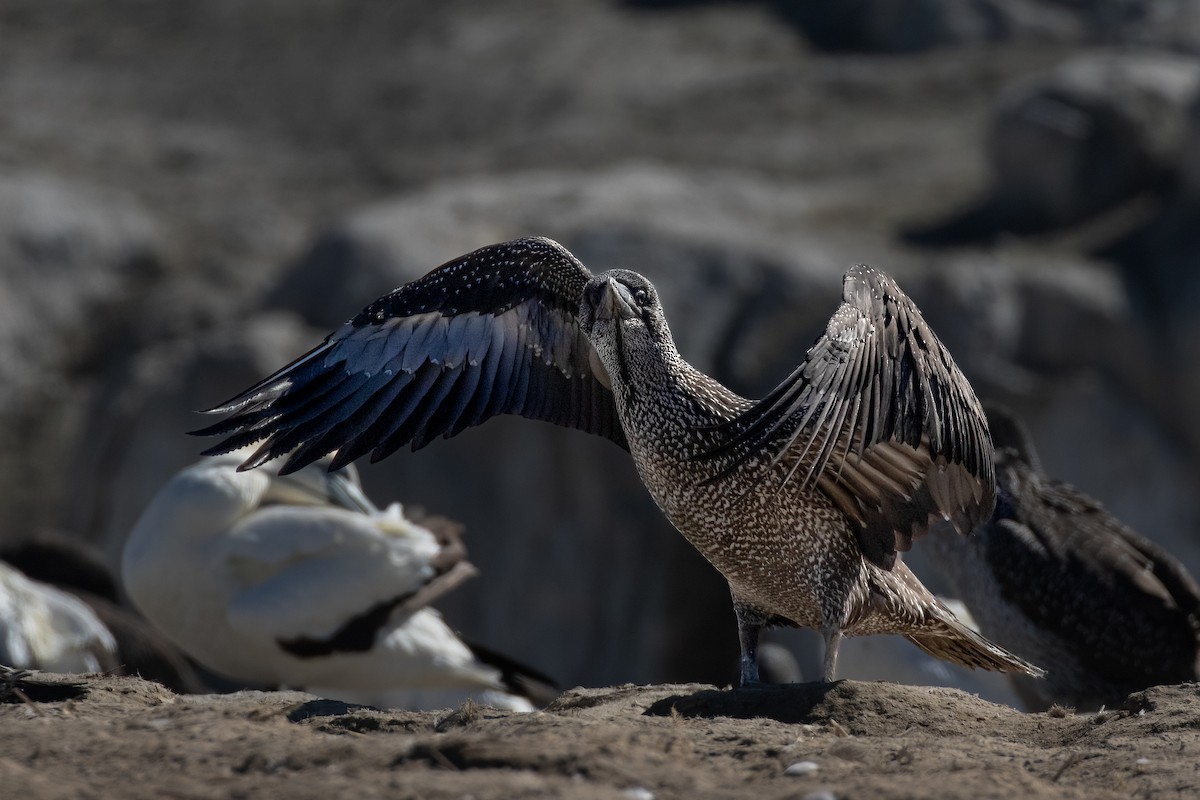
[643,682,842,725]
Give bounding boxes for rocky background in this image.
[3,0,1200,705]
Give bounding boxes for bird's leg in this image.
[732,598,766,687]
[738,623,761,687]
[821,628,844,682]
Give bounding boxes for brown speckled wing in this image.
[717,264,995,569]
[985,462,1200,685]
[192,237,627,473]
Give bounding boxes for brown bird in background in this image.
[1,530,206,694]
[193,236,1041,686]
[926,404,1200,710]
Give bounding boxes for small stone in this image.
[785,761,820,776]
[622,789,655,800]
[802,791,838,800]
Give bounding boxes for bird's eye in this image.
[634,288,649,305]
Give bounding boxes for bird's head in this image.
[578,270,673,386]
[247,457,376,515]
[579,269,668,342]
[196,447,376,515]
[983,403,1042,477]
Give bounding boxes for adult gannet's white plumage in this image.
[121,450,551,711]
[0,561,118,674]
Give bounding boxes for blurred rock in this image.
[992,54,1200,223]
[631,0,1087,53]
[0,172,164,543]
[1088,0,1200,49]
[906,256,1149,383]
[0,172,162,394]
[1090,86,1200,458]
[770,0,1200,52]
[905,53,1200,243]
[267,166,840,332]
[1183,90,1200,200]
[73,311,321,565]
[771,0,1038,53]
[1041,0,1200,47]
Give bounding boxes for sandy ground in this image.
[2,672,1198,799]
[4,4,1200,799]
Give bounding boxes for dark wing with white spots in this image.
[193,237,627,474]
[711,264,994,569]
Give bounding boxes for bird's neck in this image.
[125,465,266,560]
[610,339,749,455]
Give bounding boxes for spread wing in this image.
[711,264,995,569]
[192,236,627,474]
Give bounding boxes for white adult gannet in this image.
[0,561,117,674]
[121,449,550,711]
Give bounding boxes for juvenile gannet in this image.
[194,236,1041,684]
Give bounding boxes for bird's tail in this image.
[869,561,1044,677]
[464,639,560,708]
[905,620,1043,676]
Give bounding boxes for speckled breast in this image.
[626,424,865,631]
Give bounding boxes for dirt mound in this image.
[2,673,1195,799]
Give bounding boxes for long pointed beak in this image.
[267,463,378,514]
[326,468,378,514]
[588,278,639,323]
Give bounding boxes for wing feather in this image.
[425,356,486,442]
[327,372,417,471]
[368,364,444,463]
[984,468,1200,684]
[194,237,628,473]
[711,264,994,569]
[268,374,395,472]
[452,329,504,436]
[407,366,472,451]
